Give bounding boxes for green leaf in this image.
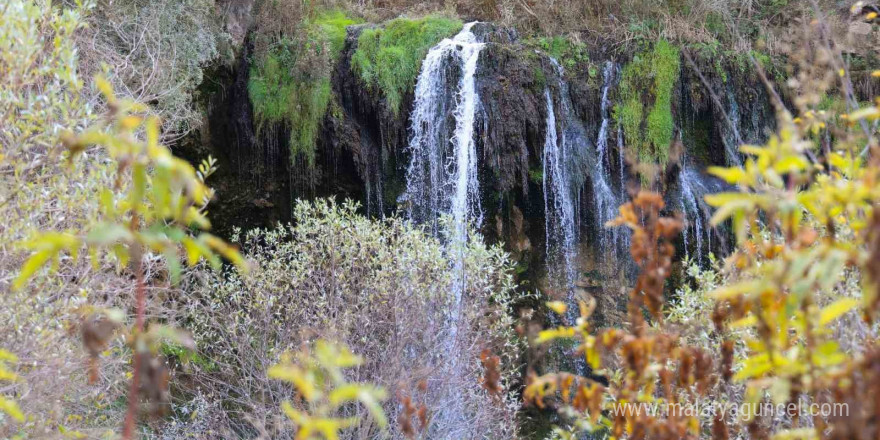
[86,223,131,245]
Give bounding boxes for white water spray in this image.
[405,22,484,239]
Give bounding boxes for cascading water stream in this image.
[591,61,626,261]
[405,22,484,238]
[402,22,484,437]
[542,87,578,290]
[677,151,727,265]
[721,83,744,166]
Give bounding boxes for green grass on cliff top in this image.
[352,15,463,114]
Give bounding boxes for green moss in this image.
[160,341,216,371]
[528,167,543,185]
[248,10,361,166]
[532,66,547,91]
[523,35,590,72]
[615,39,681,182]
[352,15,462,114]
[645,40,680,166]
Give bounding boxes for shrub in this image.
[2,4,240,438]
[175,199,522,439]
[79,0,224,138]
[1,3,117,435]
[351,15,463,114]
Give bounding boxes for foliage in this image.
[248,10,360,167]
[0,0,92,164]
[615,39,681,179]
[15,78,245,290]
[315,10,362,55]
[699,99,880,437]
[80,0,225,138]
[529,21,880,439]
[0,349,24,424]
[1,2,125,435]
[269,340,388,439]
[523,35,590,72]
[352,15,463,114]
[177,199,522,438]
[12,78,246,438]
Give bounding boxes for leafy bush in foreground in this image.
[175,199,522,439]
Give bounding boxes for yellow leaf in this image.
[708,166,747,184]
[0,350,18,363]
[145,117,160,147]
[730,315,757,329]
[818,298,859,325]
[0,396,24,423]
[546,301,568,315]
[13,250,53,291]
[535,326,577,344]
[94,75,115,103]
[848,106,880,122]
[734,353,772,381]
[119,115,141,130]
[268,365,319,401]
[708,280,763,300]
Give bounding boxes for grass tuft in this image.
[351,15,462,114]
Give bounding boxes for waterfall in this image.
[404,21,484,327]
[402,22,485,437]
[362,127,384,218]
[404,22,485,239]
[591,61,626,261]
[677,154,727,265]
[721,83,744,167]
[542,87,578,289]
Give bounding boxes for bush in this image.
[351,15,462,114]
[174,199,522,438]
[79,0,225,138]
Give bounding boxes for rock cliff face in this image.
[190,18,777,296]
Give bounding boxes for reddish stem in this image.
[122,256,145,439]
